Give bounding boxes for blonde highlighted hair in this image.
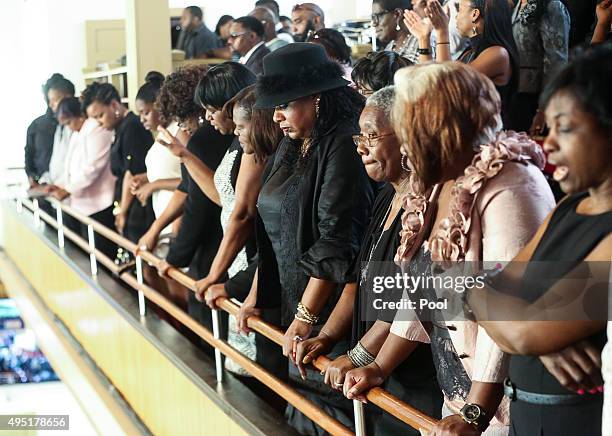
[392,62,502,190]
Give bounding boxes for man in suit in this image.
[228,16,270,75]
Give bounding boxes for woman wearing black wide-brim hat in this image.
[237,43,376,434]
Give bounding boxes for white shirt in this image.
[62,118,116,216]
[277,32,294,44]
[145,122,182,225]
[39,124,73,184]
[240,41,265,65]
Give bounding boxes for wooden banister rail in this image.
[20,200,353,436]
[17,197,438,433]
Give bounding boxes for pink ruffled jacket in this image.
[391,131,556,427]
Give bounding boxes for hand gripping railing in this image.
[14,197,438,435]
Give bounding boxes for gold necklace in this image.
[301,138,312,158]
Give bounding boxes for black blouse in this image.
[109,112,155,242]
[352,184,438,386]
[25,108,57,181]
[110,112,153,198]
[165,123,232,277]
[255,121,376,325]
[509,192,612,394]
[459,35,517,129]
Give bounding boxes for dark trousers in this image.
[509,396,603,436]
[79,205,117,260]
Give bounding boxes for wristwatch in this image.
[459,403,489,431]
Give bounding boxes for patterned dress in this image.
[213,141,256,375]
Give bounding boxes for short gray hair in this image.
[364,85,395,120]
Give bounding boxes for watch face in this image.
[464,404,481,421]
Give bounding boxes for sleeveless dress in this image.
[508,192,612,435]
[213,139,257,375]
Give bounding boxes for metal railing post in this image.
[87,224,98,276]
[211,309,224,383]
[354,400,367,436]
[33,199,40,228]
[55,203,65,250]
[135,255,146,317]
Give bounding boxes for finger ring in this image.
[334,382,343,387]
[293,336,303,342]
[139,245,148,251]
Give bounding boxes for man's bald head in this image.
[291,2,325,41]
[250,6,277,40]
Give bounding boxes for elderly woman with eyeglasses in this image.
[295,86,444,435]
[342,63,556,436]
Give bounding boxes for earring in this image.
[115,110,120,118]
[472,23,478,36]
[401,155,410,173]
[315,96,321,118]
[396,22,401,31]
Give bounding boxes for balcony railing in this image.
[12,196,438,436]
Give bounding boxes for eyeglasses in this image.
[371,10,391,25]
[352,132,394,148]
[229,31,247,38]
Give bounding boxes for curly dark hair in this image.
[156,64,208,123]
[351,51,412,92]
[80,82,121,112]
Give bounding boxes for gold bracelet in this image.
[296,302,319,324]
[295,314,315,324]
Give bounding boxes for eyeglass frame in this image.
[371,9,392,25]
[352,132,395,148]
[229,31,248,39]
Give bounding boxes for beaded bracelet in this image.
[347,341,375,368]
[295,302,319,325]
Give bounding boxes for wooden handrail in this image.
[18,197,438,433]
[20,199,353,435]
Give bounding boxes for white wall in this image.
[168,1,372,28]
[0,0,126,177]
[0,0,372,174]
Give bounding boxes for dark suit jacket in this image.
[244,43,270,75]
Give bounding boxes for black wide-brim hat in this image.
[254,43,350,109]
